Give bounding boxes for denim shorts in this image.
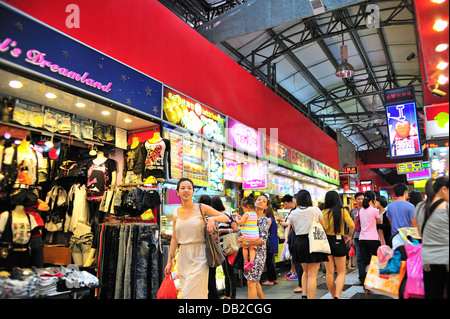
[70,233,93,253]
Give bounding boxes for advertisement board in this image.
[424,103,449,139]
[386,102,422,158]
[243,161,268,189]
[227,118,263,156]
[163,87,226,142]
[223,159,243,183]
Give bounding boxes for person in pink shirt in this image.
[358,191,381,292]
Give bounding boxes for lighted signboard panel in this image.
[386,102,422,158]
[243,161,268,189]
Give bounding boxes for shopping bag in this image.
[157,274,178,299]
[222,232,239,256]
[309,218,331,254]
[364,255,406,297]
[379,251,402,274]
[403,244,425,299]
[280,241,290,261]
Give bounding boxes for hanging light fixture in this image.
[336,35,355,78]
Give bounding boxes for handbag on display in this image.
[200,204,225,267]
[222,232,239,256]
[308,217,331,254]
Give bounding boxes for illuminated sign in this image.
[407,167,432,181]
[396,160,423,174]
[386,102,422,158]
[243,161,268,189]
[384,86,415,105]
[340,167,358,174]
[163,87,226,142]
[424,103,449,139]
[227,118,263,156]
[223,159,243,183]
[360,180,373,192]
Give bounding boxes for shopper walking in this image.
[289,190,329,299]
[375,195,391,247]
[322,191,354,299]
[386,183,418,235]
[261,205,279,286]
[212,195,239,299]
[358,191,381,291]
[409,190,424,207]
[238,195,270,299]
[350,192,365,285]
[414,176,449,299]
[164,178,230,299]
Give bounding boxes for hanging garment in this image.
[143,139,171,180]
[44,185,68,232]
[86,158,116,201]
[64,184,90,232]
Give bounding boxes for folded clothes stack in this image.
[0,266,98,298]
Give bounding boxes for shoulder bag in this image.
[200,204,225,267]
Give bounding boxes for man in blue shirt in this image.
[386,183,418,235]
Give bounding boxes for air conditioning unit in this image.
[309,0,326,15]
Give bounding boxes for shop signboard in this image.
[340,166,358,175]
[424,103,449,139]
[386,101,422,158]
[384,86,415,105]
[0,3,163,119]
[264,135,291,166]
[243,161,268,189]
[291,149,313,175]
[227,118,263,156]
[162,87,226,143]
[268,174,294,195]
[407,167,432,181]
[396,160,423,174]
[311,159,340,185]
[360,180,373,192]
[223,158,243,183]
[428,147,449,178]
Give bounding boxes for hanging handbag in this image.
[0,211,13,259]
[200,204,225,267]
[222,232,239,256]
[308,216,331,254]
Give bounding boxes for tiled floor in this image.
[232,266,395,300]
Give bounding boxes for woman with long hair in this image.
[164,178,230,299]
[322,191,354,299]
[238,195,270,299]
[358,191,381,291]
[289,190,329,299]
[414,176,449,298]
[261,205,279,286]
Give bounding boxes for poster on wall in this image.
[209,149,224,192]
[243,161,268,189]
[424,103,449,139]
[163,87,226,142]
[386,102,422,158]
[227,118,263,156]
[167,130,184,180]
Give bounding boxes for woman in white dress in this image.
[164,178,230,299]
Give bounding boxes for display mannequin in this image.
[85,149,117,267]
[70,222,93,267]
[143,131,171,181]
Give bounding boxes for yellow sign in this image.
[396,161,423,174]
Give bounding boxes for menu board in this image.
[243,161,268,189]
[264,136,291,165]
[269,174,294,195]
[167,131,184,180]
[163,87,226,142]
[183,139,209,187]
[209,149,224,192]
[223,158,243,183]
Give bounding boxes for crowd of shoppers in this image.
[164,176,448,299]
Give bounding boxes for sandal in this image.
[293,287,302,293]
[261,281,274,286]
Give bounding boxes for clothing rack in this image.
[104,216,158,226]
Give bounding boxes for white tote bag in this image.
[308,217,331,254]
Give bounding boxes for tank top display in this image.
[86,158,117,201]
[242,211,259,240]
[143,139,171,180]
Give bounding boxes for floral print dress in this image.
[243,216,270,282]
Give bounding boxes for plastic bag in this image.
[404,244,425,299]
[377,245,394,269]
[157,274,177,299]
[280,242,290,261]
[379,251,402,274]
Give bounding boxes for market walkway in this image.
[232,266,394,300]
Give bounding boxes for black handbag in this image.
[200,204,225,267]
[0,211,13,259]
